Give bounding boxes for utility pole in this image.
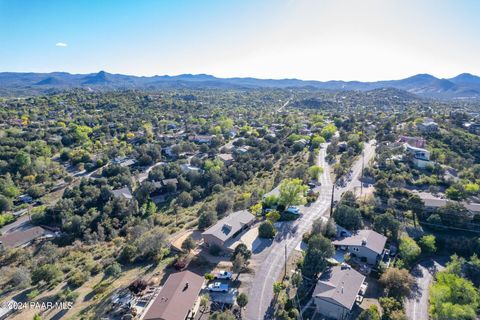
[284,242,288,279]
[330,184,335,216]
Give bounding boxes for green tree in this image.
[177,191,193,207]
[266,209,281,222]
[249,202,263,216]
[333,204,362,231]
[232,243,252,261]
[68,269,89,287]
[209,310,236,320]
[198,211,217,230]
[320,123,337,140]
[258,221,276,239]
[419,234,436,255]
[445,185,466,201]
[308,165,324,181]
[119,244,137,263]
[0,196,12,213]
[464,183,480,195]
[430,271,479,320]
[237,292,248,308]
[311,134,326,148]
[105,262,122,278]
[273,281,285,295]
[181,236,196,253]
[14,152,31,170]
[399,236,421,265]
[358,305,381,320]
[263,195,279,208]
[31,264,63,286]
[379,296,404,319]
[232,254,247,278]
[302,234,334,278]
[278,178,308,208]
[373,212,400,240]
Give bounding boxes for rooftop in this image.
[112,186,133,200]
[142,271,204,320]
[313,264,365,310]
[202,210,255,243]
[332,229,387,255]
[0,226,51,248]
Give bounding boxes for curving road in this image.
[245,141,376,320]
[405,259,446,320]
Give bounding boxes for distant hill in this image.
[1,71,480,99]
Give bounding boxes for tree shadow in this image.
[252,238,272,254]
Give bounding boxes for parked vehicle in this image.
[208,282,229,292]
[214,270,233,280]
[286,206,300,215]
[389,245,397,257]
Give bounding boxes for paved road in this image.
[0,215,32,235]
[405,259,446,320]
[245,141,376,320]
[276,98,292,112]
[337,140,376,199]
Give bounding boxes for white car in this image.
[286,206,300,214]
[208,282,229,292]
[359,282,368,295]
[214,270,233,280]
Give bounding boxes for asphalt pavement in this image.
[405,259,446,320]
[244,141,376,320]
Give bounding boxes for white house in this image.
[332,229,387,265]
[404,143,431,168]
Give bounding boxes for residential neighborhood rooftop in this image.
[142,271,204,320]
[0,226,52,248]
[202,210,256,243]
[313,264,365,310]
[332,229,387,255]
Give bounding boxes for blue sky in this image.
[1,0,479,81]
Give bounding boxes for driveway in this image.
[0,215,32,235]
[405,259,446,320]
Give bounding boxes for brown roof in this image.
[143,271,204,320]
[0,226,48,248]
[332,229,387,255]
[313,264,365,310]
[217,153,234,162]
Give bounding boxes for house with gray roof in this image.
[417,192,480,214]
[313,264,366,320]
[112,186,133,200]
[332,229,387,265]
[202,210,256,251]
[0,226,55,249]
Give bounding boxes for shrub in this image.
[258,221,276,239]
[419,234,436,255]
[399,235,421,265]
[68,269,89,287]
[105,262,122,278]
[128,279,147,294]
[380,268,414,297]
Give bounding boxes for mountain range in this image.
[1,71,480,99]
